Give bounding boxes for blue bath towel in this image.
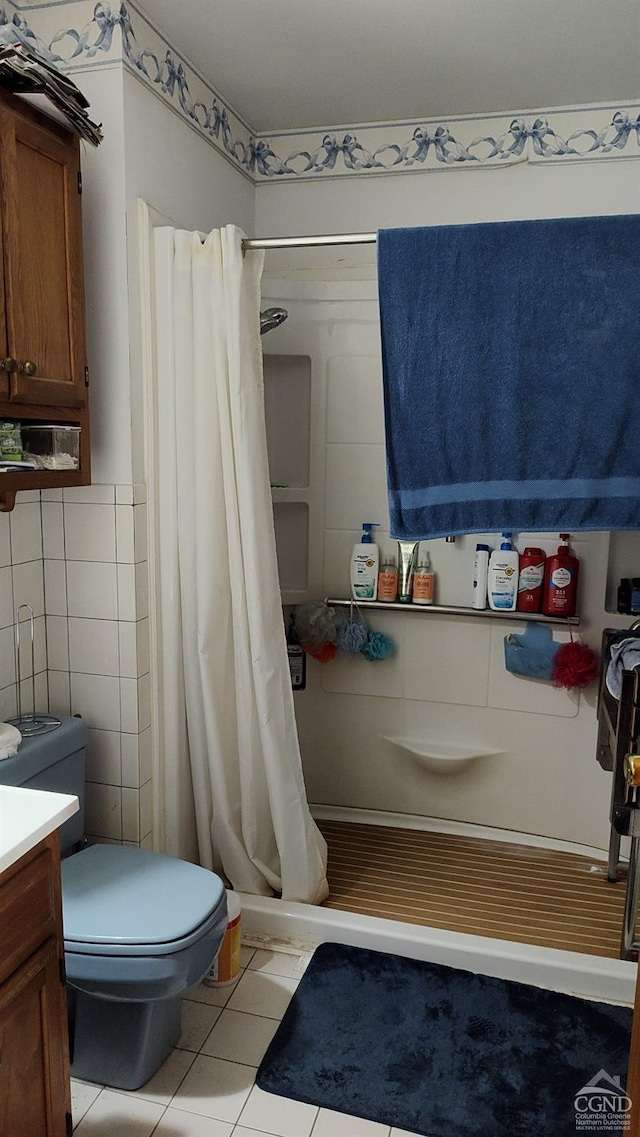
[377,216,640,539]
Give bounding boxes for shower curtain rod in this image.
[242,232,376,251]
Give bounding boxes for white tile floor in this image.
[71,946,423,1137]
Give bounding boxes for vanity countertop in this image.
[0,785,78,874]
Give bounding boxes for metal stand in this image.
[597,627,640,959]
[8,604,60,736]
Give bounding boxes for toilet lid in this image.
[62,845,226,948]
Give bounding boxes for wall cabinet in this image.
[0,90,90,512]
[0,832,71,1137]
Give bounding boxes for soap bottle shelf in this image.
[326,598,579,625]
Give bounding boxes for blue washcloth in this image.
[606,637,640,699]
[377,216,640,539]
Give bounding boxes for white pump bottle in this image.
[350,523,380,600]
[487,532,519,611]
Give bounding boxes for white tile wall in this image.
[44,560,67,615]
[10,501,43,563]
[136,558,150,617]
[120,676,140,733]
[0,565,12,629]
[118,621,138,679]
[138,672,151,731]
[3,483,157,848]
[117,562,137,620]
[0,512,10,566]
[70,672,121,730]
[48,670,70,714]
[46,615,69,670]
[122,785,141,842]
[0,503,46,722]
[16,615,46,677]
[41,501,65,559]
[67,561,118,619]
[63,485,116,505]
[13,559,44,616]
[86,728,122,785]
[121,731,140,787]
[116,503,135,562]
[116,483,134,505]
[0,625,14,690]
[84,780,122,840]
[69,617,120,675]
[139,726,153,783]
[65,502,117,562]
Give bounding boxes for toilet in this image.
[0,716,228,1089]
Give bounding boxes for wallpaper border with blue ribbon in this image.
[3,0,640,184]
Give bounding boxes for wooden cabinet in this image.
[0,834,72,1137]
[0,90,90,512]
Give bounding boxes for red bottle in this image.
[517,547,546,612]
[542,534,579,617]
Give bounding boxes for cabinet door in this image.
[0,99,87,408]
[0,937,71,1137]
[0,217,7,402]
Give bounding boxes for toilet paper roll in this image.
[0,722,22,760]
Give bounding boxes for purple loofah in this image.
[337,620,369,654]
[362,631,395,661]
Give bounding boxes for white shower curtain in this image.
[152,224,328,903]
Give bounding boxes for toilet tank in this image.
[0,715,87,852]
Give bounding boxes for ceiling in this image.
[145,0,640,133]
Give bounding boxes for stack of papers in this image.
[0,43,102,146]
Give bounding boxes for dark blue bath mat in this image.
[256,942,632,1137]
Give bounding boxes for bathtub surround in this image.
[151,225,327,902]
[259,276,635,850]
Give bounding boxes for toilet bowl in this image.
[0,716,228,1089]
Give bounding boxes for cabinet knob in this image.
[17,360,37,376]
[0,356,17,372]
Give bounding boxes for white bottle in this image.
[472,543,490,609]
[350,523,380,600]
[487,533,519,611]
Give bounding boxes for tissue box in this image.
[21,424,81,470]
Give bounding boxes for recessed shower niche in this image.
[264,355,312,599]
[605,530,640,613]
[273,501,309,594]
[263,355,311,488]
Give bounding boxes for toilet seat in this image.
[62,845,227,956]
